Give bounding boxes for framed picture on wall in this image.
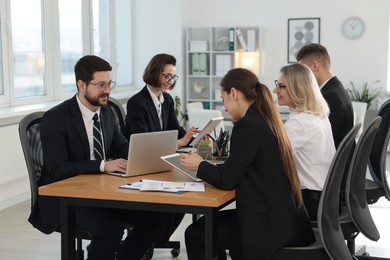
[288,18,320,63]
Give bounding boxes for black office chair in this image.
[108,97,126,136]
[366,99,390,204]
[107,97,181,258]
[342,117,382,259]
[18,111,91,260]
[272,123,361,260]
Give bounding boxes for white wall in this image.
[1,0,390,209]
[182,0,390,107]
[132,0,184,99]
[0,124,30,210]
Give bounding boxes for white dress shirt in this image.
[76,95,106,171]
[147,85,164,129]
[285,112,336,191]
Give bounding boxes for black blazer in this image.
[124,86,186,140]
[197,105,314,259]
[321,76,354,148]
[29,95,128,234]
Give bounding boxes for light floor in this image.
[0,198,390,259]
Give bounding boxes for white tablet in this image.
[161,153,202,182]
[189,117,224,146]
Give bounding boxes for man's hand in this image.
[104,158,127,173]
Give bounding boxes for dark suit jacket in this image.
[321,76,354,148]
[29,95,128,234]
[197,105,315,259]
[124,86,186,140]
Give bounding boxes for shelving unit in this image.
[185,27,261,110]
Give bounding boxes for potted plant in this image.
[348,80,382,132]
[196,139,212,159]
[174,95,188,127]
[347,80,381,110]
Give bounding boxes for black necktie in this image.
[93,113,104,161]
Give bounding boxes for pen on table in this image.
[127,180,142,185]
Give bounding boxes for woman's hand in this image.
[177,126,199,148]
[180,152,203,171]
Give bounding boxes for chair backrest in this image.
[188,109,225,139]
[317,123,361,260]
[368,99,390,200]
[108,97,126,134]
[186,102,203,111]
[18,111,46,211]
[352,101,367,139]
[346,116,382,241]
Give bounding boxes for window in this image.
[0,0,133,107]
[11,0,45,98]
[0,23,3,96]
[92,0,111,61]
[59,0,83,94]
[115,1,133,87]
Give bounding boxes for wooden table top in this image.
[39,169,235,208]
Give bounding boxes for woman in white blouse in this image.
[273,63,336,221]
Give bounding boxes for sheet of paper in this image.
[119,181,142,190]
[119,179,205,193]
[141,179,205,192]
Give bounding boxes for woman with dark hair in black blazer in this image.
[180,68,315,259]
[124,53,198,147]
[124,53,198,248]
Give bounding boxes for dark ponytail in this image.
[220,68,303,206]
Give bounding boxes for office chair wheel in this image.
[143,244,154,260]
[171,248,180,257]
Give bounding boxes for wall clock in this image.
[342,16,365,40]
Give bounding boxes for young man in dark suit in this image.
[29,55,166,260]
[296,43,354,149]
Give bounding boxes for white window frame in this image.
[0,0,133,109]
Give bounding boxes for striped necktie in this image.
[92,113,104,161]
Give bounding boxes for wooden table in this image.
[39,169,236,260]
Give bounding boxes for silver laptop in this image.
[107,130,178,177]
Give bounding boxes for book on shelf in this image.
[216,55,232,76]
[229,28,234,51]
[247,29,256,52]
[191,53,208,76]
[236,28,247,51]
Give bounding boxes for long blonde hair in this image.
[281,63,329,118]
[220,68,303,206]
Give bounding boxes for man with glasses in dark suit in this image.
[30,55,166,260]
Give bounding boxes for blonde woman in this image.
[274,63,336,221]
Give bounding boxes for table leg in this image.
[204,208,218,260]
[60,198,76,260]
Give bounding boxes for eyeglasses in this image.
[161,72,179,83]
[274,80,287,91]
[88,80,116,90]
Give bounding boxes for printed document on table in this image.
[119,179,205,193]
